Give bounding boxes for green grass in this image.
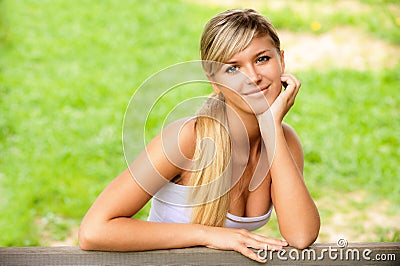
[0,0,213,246]
[291,67,400,201]
[263,0,400,44]
[1,0,399,246]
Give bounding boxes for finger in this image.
[245,233,288,251]
[282,73,301,86]
[281,73,300,87]
[237,245,267,263]
[245,237,285,252]
[281,74,300,92]
[249,233,288,247]
[280,78,297,98]
[240,233,285,251]
[280,75,300,102]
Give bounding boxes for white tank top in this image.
[147,182,273,231]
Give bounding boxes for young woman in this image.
[79,9,320,263]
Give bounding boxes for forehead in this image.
[225,35,276,62]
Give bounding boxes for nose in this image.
[245,65,261,85]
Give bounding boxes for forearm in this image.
[270,125,319,247]
[79,217,206,251]
[258,113,319,248]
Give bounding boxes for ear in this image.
[207,74,221,94]
[280,50,285,73]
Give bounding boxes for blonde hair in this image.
[189,9,281,226]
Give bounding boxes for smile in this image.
[243,85,270,96]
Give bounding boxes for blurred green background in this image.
[0,0,399,246]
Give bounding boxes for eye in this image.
[225,65,239,74]
[256,56,271,63]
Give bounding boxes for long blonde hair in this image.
[189,9,281,226]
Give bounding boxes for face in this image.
[210,35,285,115]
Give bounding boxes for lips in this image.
[243,84,270,96]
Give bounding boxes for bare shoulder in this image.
[282,123,301,144]
[176,117,196,161]
[158,117,196,165]
[282,123,304,172]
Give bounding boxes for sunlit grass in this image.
[262,0,400,44]
[1,0,399,246]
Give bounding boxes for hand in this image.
[203,226,288,263]
[270,73,301,123]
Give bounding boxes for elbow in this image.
[289,212,321,249]
[78,227,93,251]
[78,223,101,251]
[288,236,316,250]
[285,223,320,250]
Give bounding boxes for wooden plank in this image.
[0,243,398,265]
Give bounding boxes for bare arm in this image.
[271,123,319,249]
[79,118,287,262]
[79,119,207,251]
[257,73,320,249]
[79,168,209,251]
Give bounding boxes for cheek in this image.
[213,74,249,94]
[262,62,283,77]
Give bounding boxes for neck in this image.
[226,106,263,189]
[226,106,262,150]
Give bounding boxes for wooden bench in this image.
[0,242,398,265]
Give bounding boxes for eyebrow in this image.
[225,49,271,65]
